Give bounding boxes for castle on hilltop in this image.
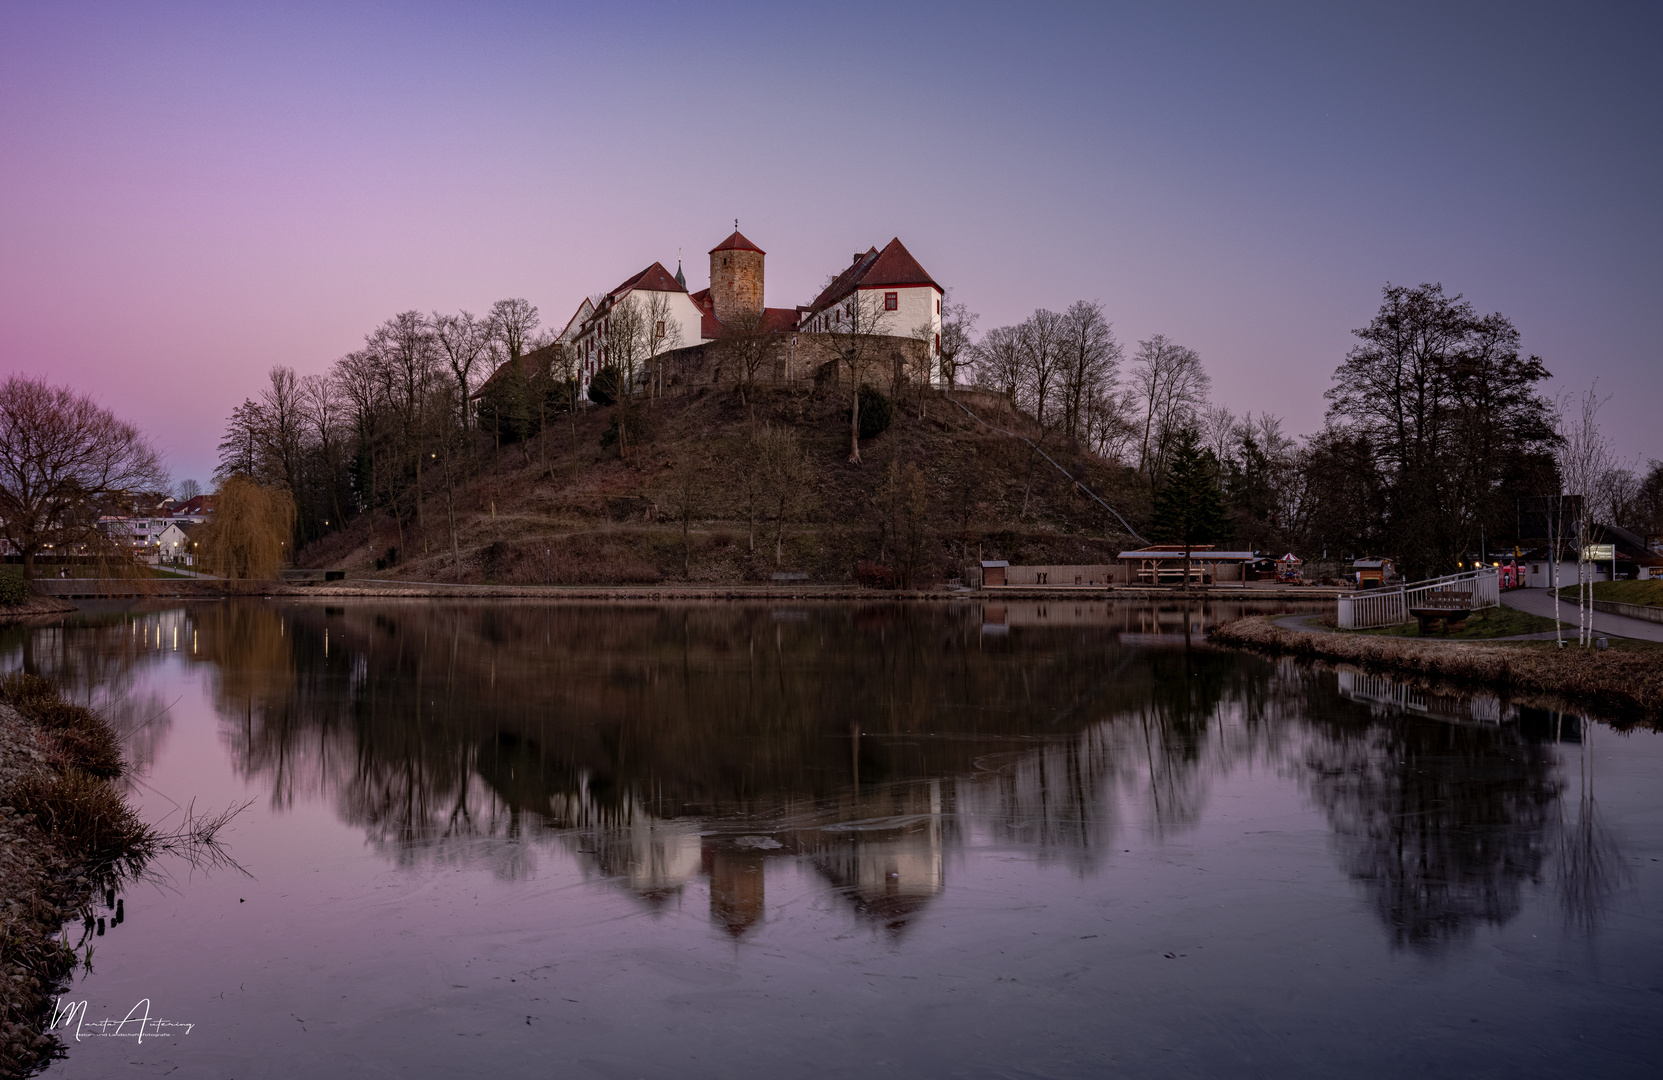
[545,229,946,397]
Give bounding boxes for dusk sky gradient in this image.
[3,1,1659,484]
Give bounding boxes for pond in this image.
[8,599,1661,1079]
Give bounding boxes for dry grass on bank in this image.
[1211,616,1663,719]
[0,675,244,1076]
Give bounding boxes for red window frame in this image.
[884,291,898,311]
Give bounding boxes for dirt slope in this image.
[298,383,1148,587]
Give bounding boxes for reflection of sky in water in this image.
[6,601,1661,1079]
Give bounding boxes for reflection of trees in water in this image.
[0,607,185,777]
[1556,719,1628,934]
[183,603,1311,927]
[1300,681,1564,952]
[164,600,1600,945]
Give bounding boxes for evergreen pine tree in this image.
[1151,427,1234,589]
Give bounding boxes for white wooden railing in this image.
[1336,567,1500,629]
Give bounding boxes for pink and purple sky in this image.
[3,1,1658,485]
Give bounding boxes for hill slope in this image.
[297,382,1150,587]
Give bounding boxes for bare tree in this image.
[731,423,769,553]
[1132,335,1210,487]
[301,373,349,530]
[1019,308,1067,428]
[1083,385,1141,463]
[260,365,305,495]
[657,451,710,579]
[1057,301,1122,443]
[215,398,267,482]
[431,383,467,573]
[758,424,814,566]
[820,290,895,464]
[0,376,167,577]
[600,295,653,461]
[335,347,392,525]
[970,323,1026,401]
[487,298,541,364]
[1200,403,1238,464]
[721,309,773,411]
[937,293,978,393]
[1555,386,1619,647]
[640,290,685,402]
[434,310,493,432]
[366,311,441,552]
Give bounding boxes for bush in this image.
[600,409,653,453]
[852,384,893,441]
[477,362,539,444]
[854,560,898,589]
[0,566,30,605]
[587,365,624,406]
[0,672,124,778]
[10,768,150,869]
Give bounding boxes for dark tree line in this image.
[216,299,555,561]
[953,283,1576,576]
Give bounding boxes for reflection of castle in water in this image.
[4,600,1614,945]
[480,728,947,934]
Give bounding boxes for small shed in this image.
[980,560,1009,587]
[1352,557,1394,589]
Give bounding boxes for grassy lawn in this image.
[1355,604,1566,640]
[1514,636,1663,655]
[1555,580,1663,608]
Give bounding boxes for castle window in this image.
[656,321,665,338]
[884,292,898,311]
[934,332,940,355]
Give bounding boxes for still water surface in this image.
[8,599,1661,1078]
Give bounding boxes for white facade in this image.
[1523,559,1612,590]
[802,285,944,382]
[570,289,705,392]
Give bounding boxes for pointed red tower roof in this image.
[709,230,764,255]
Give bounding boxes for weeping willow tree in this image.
[197,475,296,578]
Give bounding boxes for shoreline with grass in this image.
[1210,615,1663,721]
[0,672,248,1077]
[0,675,147,1075]
[0,567,76,624]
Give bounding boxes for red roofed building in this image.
[799,238,945,381]
[555,229,947,397]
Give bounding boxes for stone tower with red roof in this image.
[708,231,765,326]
